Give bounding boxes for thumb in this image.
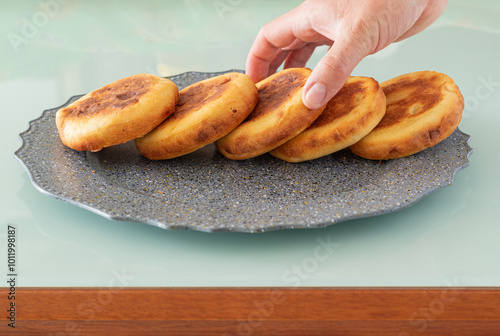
[302,39,367,109]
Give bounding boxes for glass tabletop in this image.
[1,0,499,287]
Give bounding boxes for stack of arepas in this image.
[56,68,464,162]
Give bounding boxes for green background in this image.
[1,0,499,287]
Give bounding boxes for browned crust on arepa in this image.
[215,68,327,160]
[134,72,258,160]
[350,71,464,160]
[56,74,179,152]
[270,76,386,162]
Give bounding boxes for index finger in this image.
[245,32,282,83]
[245,9,304,83]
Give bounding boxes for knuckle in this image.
[321,53,352,78]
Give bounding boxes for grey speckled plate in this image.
[15,70,473,233]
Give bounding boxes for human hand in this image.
[246,0,448,109]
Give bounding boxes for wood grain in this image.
[1,287,500,335]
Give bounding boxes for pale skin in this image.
[246,0,448,109]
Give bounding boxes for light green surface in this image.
[1,0,499,287]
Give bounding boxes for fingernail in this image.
[305,83,327,109]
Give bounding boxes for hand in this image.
[246,0,448,109]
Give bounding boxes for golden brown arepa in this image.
[56,73,179,152]
[350,71,464,160]
[270,76,386,162]
[215,68,326,160]
[135,72,258,160]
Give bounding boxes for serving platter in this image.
[15,70,473,232]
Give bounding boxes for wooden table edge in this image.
[2,287,500,335]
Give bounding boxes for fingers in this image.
[284,43,318,69]
[245,34,280,83]
[246,0,447,110]
[267,49,292,76]
[245,28,296,82]
[247,21,366,110]
[245,7,306,83]
[303,39,367,109]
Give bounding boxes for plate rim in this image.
[14,70,474,233]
